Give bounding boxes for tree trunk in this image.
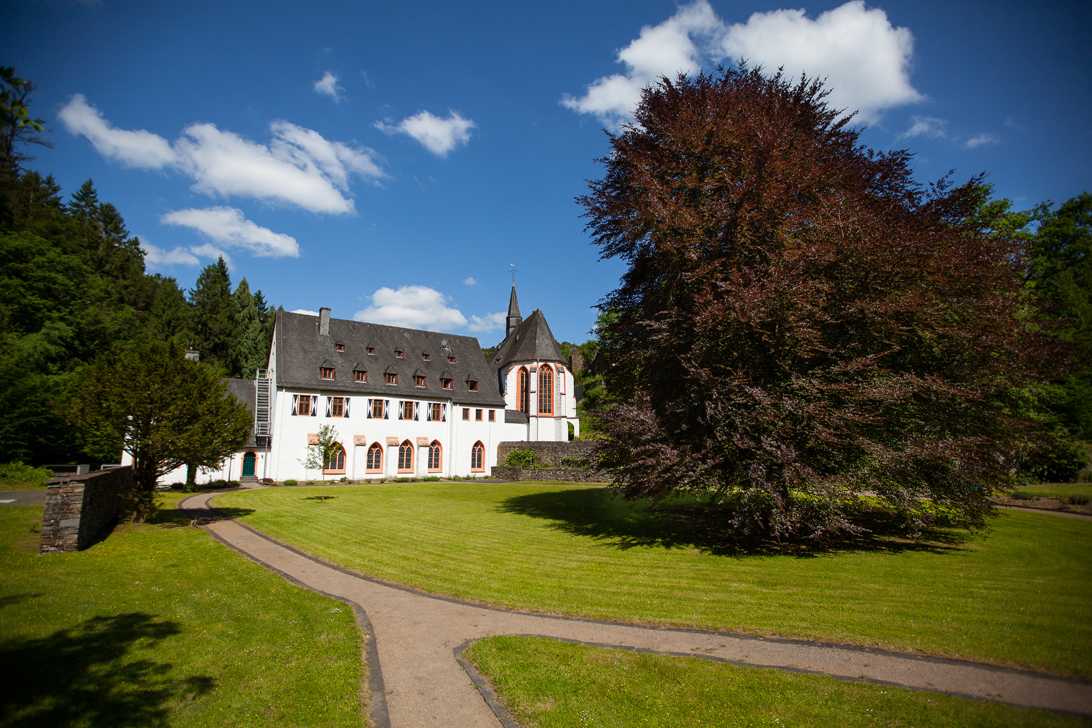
[185,462,197,491]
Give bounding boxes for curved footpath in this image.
[182,492,1092,728]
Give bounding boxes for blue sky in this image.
[5,0,1090,344]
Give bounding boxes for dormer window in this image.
[395,349,406,359]
[384,372,398,385]
[414,374,427,388]
[335,342,345,352]
[447,355,457,364]
[422,352,431,361]
[353,369,368,383]
[440,377,453,390]
[366,346,376,356]
[467,379,479,392]
[320,366,335,380]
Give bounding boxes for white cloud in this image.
[964,132,1000,149]
[270,120,384,188]
[563,0,922,128]
[60,95,383,214]
[719,1,921,124]
[162,207,300,258]
[467,311,505,333]
[355,285,469,331]
[463,276,477,286]
[139,238,199,267]
[291,308,320,316]
[190,243,233,268]
[58,94,177,169]
[376,111,475,156]
[562,1,721,129]
[899,115,947,140]
[313,71,343,102]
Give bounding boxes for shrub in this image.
[282,479,298,486]
[0,462,51,488]
[558,455,587,468]
[505,448,537,469]
[1020,430,1087,483]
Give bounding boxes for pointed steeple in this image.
[505,285,522,339]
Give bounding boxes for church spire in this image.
[505,284,522,339]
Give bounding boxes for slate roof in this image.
[274,310,506,406]
[225,377,257,447]
[492,309,565,368]
[507,285,521,318]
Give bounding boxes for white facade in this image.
[142,292,580,485]
[499,361,580,441]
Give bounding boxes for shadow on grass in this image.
[303,495,336,502]
[149,506,255,528]
[0,613,214,727]
[501,487,971,557]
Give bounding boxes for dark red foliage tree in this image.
[582,67,1044,544]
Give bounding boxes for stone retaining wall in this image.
[40,467,135,553]
[490,466,607,483]
[496,440,598,467]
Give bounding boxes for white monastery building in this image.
[146,286,579,484]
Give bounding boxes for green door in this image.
[242,452,256,478]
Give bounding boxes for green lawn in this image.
[466,636,1084,728]
[0,493,365,727]
[215,482,1092,677]
[1010,483,1092,504]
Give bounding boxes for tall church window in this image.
[428,441,442,471]
[470,441,485,472]
[398,440,414,472]
[324,443,345,473]
[516,367,529,412]
[538,365,554,416]
[366,443,383,473]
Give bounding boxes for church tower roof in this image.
[507,285,521,319]
[505,284,523,339]
[493,309,564,368]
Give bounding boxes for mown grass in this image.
[0,462,50,491]
[216,482,1092,677]
[466,636,1085,728]
[1010,483,1092,504]
[0,494,365,727]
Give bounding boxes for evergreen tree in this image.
[190,257,235,369]
[231,278,268,377]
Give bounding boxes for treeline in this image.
[0,69,273,465]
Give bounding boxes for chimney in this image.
[319,307,331,336]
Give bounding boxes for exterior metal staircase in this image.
[254,369,272,448]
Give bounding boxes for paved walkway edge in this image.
[180,491,1092,724]
[202,516,392,728]
[225,520,1089,688]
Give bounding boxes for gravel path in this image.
[181,492,1092,727]
[0,490,45,505]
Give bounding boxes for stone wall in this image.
[494,440,606,482]
[40,467,135,553]
[496,440,598,467]
[490,465,607,483]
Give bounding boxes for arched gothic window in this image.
[428,440,442,471]
[516,367,529,413]
[366,442,383,473]
[324,443,346,472]
[470,441,485,472]
[398,440,414,472]
[538,364,554,416]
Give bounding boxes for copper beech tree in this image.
[583,68,1045,544]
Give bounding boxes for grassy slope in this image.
[466,636,1084,728]
[216,482,1092,677]
[1011,484,1092,501]
[0,494,364,727]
